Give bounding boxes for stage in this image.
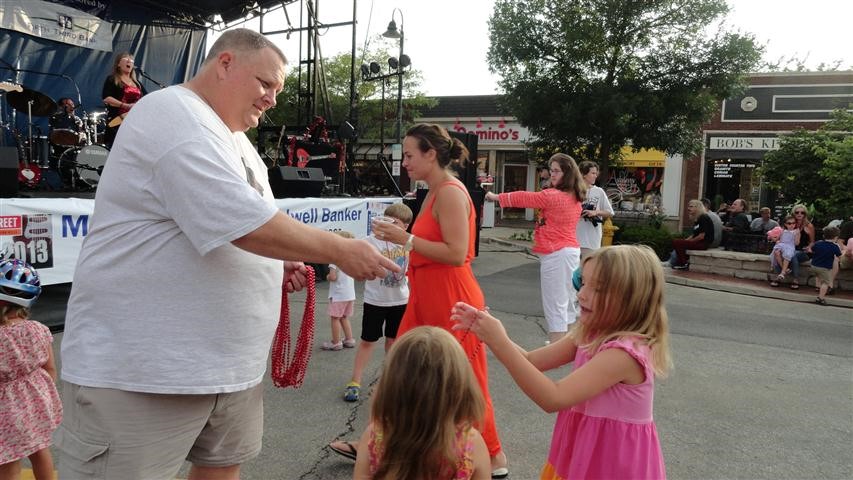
[0,195,402,285]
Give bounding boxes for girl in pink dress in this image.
[452,245,672,479]
[0,260,62,480]
[353,326,491,480]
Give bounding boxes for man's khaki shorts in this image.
[55,381,263,480]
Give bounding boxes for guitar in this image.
[107,113,126,128]
[0,82,23,93]
[11,130,42,189]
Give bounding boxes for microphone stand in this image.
[136,67,167,89]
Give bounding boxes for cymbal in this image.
[6,88,57,116]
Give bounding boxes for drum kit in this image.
[1,81,108,191]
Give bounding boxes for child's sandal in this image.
[790,281,799,290]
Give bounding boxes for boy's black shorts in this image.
[361,303,407,342]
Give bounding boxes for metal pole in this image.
[394,15,404,144]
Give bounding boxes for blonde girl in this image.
[353,326,491,480]
[0,260,62,480]
[452,245,672,479]
[322,230,357,350]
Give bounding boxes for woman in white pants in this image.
[486,153,586,342]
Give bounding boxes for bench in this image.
[723,232,773,254]
[686,249,853,291]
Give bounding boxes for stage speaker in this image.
[268,166,325,198]
[0,147,19,198]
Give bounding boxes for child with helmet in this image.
[0,259,62,480]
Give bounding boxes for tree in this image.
[263,39,435,141]
[759,109,853,222]
[487,0,762,176]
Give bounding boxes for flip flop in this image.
[328,441,357,461]
[492,467,510,479]
[790,282,799,290]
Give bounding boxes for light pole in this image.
[382,9,405,145]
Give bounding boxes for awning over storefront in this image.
[619,147,666,167]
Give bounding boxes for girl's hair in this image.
[570,245,672,377]
[783,215,797,226]
[111,52,140,87]
[0,304,28,326]
[371,326,485,480]
[334,230,354,239]
[549,153,587,201]
[687,199,706,220]
[405,123,469,169]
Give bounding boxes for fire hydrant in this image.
[602,218,619,246]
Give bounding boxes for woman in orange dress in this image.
[371,123,508,477]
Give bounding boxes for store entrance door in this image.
[501,163,529,219]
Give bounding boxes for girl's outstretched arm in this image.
[452,302,642,413]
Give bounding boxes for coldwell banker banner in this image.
[0,0,112,52]
[0,197,401,286]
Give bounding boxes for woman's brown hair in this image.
[549,153,587,201]
[405,123,469,169]
[110,52,140,87]
[370,326,485,479]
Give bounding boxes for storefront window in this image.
[605,164,664,213]
[705,158,760,212]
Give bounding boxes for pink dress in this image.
[368,422,477,479]
[540,337,666,480]
[0,320,63,463]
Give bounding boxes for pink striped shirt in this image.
[498,189,581,254]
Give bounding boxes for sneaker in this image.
[321,341,343,351]
[343,382,360,402]
[661,261,672,268]
[342,338,357,348]
[672,263,689,270]
[814,297,827,306]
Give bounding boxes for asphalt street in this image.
[36,240,853,479]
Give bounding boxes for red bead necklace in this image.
[271,266,316,388]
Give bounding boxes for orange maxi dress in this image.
[397,181,502,456]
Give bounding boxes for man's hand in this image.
[284,261,308,292]
[335,239,401,281]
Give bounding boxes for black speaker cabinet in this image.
[0,147,19,198]
[268,166,325,198]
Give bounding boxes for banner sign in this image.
[0,197,402,286]
[0,0,113,52]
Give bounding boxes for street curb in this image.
[664,273,853,308]
[483,237,852,309]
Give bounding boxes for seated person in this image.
[750,207,779,233]
[721,198,750,246]
[702,198,723,248]
[716,202,730,224]
[664,199,714,270]
[838,218,853,270]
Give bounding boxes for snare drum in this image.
[49,128,82,147]
[58,144,110,189]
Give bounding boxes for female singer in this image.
[102,52,146,147]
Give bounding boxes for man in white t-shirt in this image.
[576,161,614,259]
[56,29,398,480]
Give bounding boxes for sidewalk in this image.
[480,219,853,309]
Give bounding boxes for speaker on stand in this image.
[268,166,325,198]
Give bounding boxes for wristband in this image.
[404,234,415,252]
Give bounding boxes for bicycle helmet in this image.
[0,259,42,308]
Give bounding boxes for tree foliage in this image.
[487,0,762,175]
[263,38,435,141]
[759,109,853,222]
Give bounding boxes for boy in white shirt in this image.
[343,203,413,401]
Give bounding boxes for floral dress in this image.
[368,422,477,479]
[0,320,62,463]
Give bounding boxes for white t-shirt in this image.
[363,235,409,306]
[61,86,283,394]
[328,264,356,302]
[576,185,614,249]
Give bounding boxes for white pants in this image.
[538,246,581,333]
